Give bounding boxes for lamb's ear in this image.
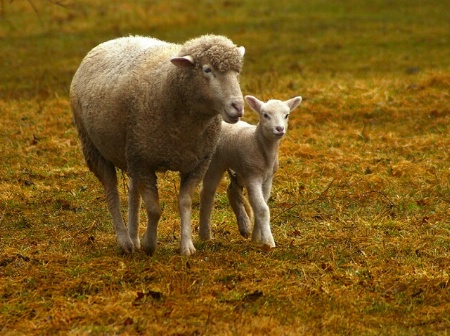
[170,55,195,68]
[285,96,302,112]
[245,95,264,113]
[237,46,245,57]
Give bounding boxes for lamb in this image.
[70,34,245,256]
[199,95,302,248]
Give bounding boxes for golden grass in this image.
[1,1,450,335]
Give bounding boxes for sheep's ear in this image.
[285,96,302,112]
[245,95,264,113]
[170,55,195,68]
[237,46,245,57]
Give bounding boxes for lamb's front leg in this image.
[246,179,276,248]
[179,172,202,256]
[262,174,274,203]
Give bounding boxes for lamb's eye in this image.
[204,67,212,73]
[263,113,270,120]
[285,114,289,119]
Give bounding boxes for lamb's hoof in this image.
[251,231,262,243]
[262,244,274,252]
[180,240,196,256]
[237,219,251,239]
[262,239,276,248]
[252,233,275,248]
[239,230,250,239]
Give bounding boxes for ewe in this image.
[70,35,245,256]
[199,95,302,248]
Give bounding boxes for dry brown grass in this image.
[1,1,449,335]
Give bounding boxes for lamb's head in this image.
[245,95,302,140]
[170,35,245,124]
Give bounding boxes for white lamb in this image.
[199,95,302,248]
[70,35,245,256]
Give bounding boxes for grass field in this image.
[1,0,449,335]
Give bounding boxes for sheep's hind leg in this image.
[226,170,252,239]
[138,174,161,256]
[179,173,202,255]
[128,177,141,250]
[75,118,134,253]
[99,163,134,254]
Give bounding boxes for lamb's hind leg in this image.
[226,169,253,239]
[199,168,224,241]
[138,173,161,256]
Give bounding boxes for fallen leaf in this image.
[123,317,133,326]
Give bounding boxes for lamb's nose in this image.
[276,126,285,133]
[231,101,244,117]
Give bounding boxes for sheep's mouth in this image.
[274,132,285,137]
[222,113,240,124]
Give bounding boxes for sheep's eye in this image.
[204,67,212,73]
[263,113,270,120]
[285,114,289,119]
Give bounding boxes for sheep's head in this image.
[245,95,302,140]
[170,35,245,124]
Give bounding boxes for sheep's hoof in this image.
[141,244,155,256]
[141,239,157,256]
[118,236,135,254]
[141,242,156,256]
[131,238,141,250]
[180,240,196,256]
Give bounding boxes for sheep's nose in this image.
[231,101,244,117]
[276,126,285,133]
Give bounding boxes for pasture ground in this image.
[1,1,449,335]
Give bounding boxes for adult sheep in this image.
[70,35,245,256]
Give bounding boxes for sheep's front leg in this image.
[246,179,276,248]
[179,173,201,255]
[138,174,161,256]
